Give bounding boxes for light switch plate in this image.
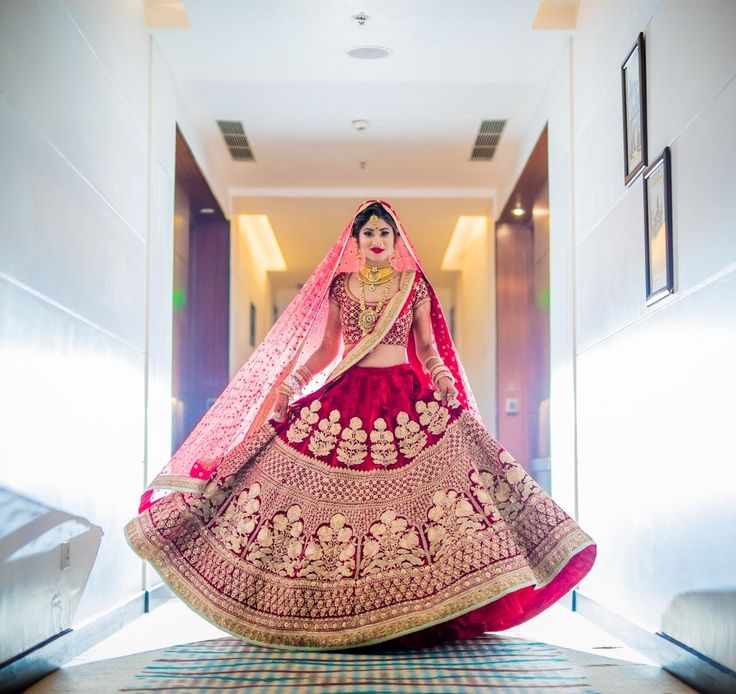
[505,397,519,415]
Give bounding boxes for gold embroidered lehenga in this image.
[124,199,596,650]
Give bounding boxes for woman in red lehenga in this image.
[125,199,596,650]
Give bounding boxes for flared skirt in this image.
[124,362,596,650]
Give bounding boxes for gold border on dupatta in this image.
[324,268,416,385]
[147,474,208,494]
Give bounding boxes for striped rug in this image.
[119,634,598,693]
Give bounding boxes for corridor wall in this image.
[0,0,228,672]
[502,0,736,675]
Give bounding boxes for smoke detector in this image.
[352,119,369,131]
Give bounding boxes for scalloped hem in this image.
[124,514,595,651]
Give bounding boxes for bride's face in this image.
[356,217,396,266]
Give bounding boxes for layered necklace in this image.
[356,264,397,334]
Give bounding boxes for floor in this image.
[26,598,696,693]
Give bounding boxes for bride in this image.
[125,199,596,650]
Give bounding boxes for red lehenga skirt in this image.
[124,362,596,650]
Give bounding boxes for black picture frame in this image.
[643,147,674,306]
[621,32,648,186]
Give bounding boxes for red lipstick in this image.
[370,247,384,253]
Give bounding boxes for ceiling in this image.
[152,0,575,281]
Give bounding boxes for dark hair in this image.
[351,202,399,240]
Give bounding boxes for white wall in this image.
[0,0,149,659]
[502,0,736,670]
[0,0,227,663]
[228,215,274,378]
[500,37,579,515]
[455,215,498,433]
[573,0,736,669]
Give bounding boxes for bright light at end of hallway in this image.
[237,214,287,271]
[144,1,190,29]
[441,216,488,270]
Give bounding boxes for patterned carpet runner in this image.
[119,633,598,693]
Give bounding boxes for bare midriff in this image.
[343,272,409,367]
[346,343,408,368]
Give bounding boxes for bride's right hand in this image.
[273,392,290,421]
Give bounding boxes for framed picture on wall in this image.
[621,32,648,186]
[643,147,674,306]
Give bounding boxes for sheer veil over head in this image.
[140,199,480,511]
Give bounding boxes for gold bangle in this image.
[424,355,443,369]
[292,371,308,387]
[277,383,294,397]
[294,364,312,383]
[429,363,449,378]
[431,365,455,384]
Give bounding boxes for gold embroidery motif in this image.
[394,411,427,458]
[299,513,357,580]
[336,417,368,466]
[210,482,262,554]
[469,470,500,523]
[415,399,450,435]
[307,409,341,457]
[499,450,516,465]
[245,504,305,577]
[434,388,461,410]
[184,474,237,524]
[493,458,540,521]
[360,510,427,576]
[286,400,321,443]
[425,489,487,561]
[369,417,398,467]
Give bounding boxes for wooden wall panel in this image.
[495,222,533,471]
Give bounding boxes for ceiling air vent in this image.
[217,120,255,161]
[470,119,506,161]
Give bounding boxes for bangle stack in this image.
[277,364,313,399]
[423,355,455,386]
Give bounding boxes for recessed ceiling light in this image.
[200,207,215,214]
[352,119,369,131]
[511,194,526,217]
[345,45,392,60]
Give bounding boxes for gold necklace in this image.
[358,265,396,293]
[358,276,393,333]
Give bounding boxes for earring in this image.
[390,251,397,268]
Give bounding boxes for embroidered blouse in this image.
[329,271,430,346]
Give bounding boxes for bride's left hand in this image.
[437,375,458,402]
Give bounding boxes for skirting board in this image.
[0,583,172,693]
[575,591,736,694]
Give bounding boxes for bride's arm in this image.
[411,300,437,365]
[297,299,343,376]
[411,302,458,398]
[272,301,343,419]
